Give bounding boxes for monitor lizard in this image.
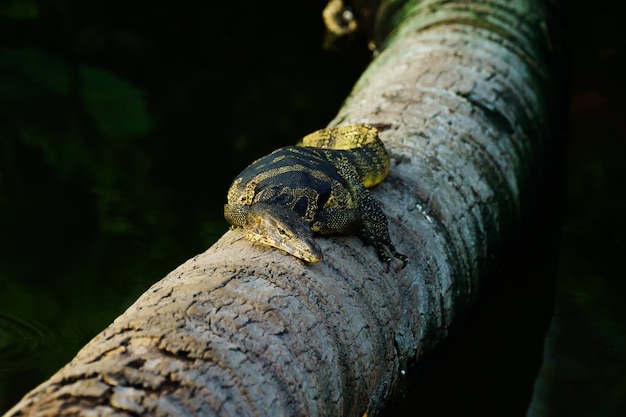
[224,124,407,269]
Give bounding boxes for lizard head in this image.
[225,202,323,263]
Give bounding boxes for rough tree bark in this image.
[4,0,559,416]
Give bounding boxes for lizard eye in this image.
[277,227,287,236]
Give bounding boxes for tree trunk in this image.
[3,1,560,416]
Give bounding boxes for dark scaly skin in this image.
[224,125,407,269]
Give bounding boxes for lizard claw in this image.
[395,252,408,269]
[374,243,408,272]
[387,252,408,271]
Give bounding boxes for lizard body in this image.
[224,124,407,268]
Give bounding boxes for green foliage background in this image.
[0,0,371,409]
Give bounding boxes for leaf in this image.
[1,0,39,20]
[0,48,70,98]
[80,66,152,141]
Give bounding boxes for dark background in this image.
[1,1,624,415]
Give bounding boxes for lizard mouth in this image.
[246,229,323,263]
[244,202,323,263]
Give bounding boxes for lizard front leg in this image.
[324,151,408,269]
